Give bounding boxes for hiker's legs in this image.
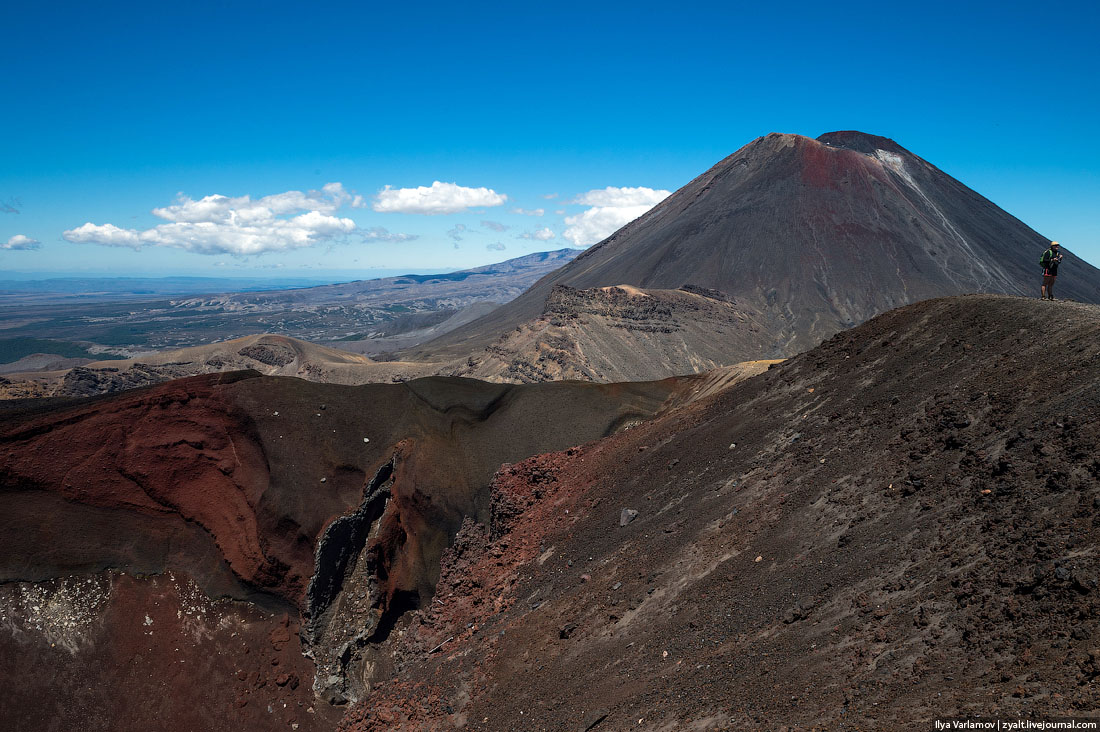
[1041,281,1048,299]
[1042,274,1055,299]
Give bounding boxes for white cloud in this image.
[63,183,367,256]
[562,186,671,247]
[151,182,363,224]
[486,242,506,251]
[512,207,544,216]
[63,223,143,248]
[541,193,559,200]
[563,206,655,247]
[361,226,418,242]
[65,215,355,255]
[481,220,509,232]
[572,186,669,208]
[2,234,40,250]
[373,181,507,215]
[520,227,555,241]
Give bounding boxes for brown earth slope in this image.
[4,295,1097,731]
[412,132,1100,366]
[339,295,1100,731]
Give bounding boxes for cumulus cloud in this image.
[2,234,40,250]
[519,228,555,241]
[65,215,356,255]
[562,186,670,247]
[361,226,418,242]
[373,181,507,215]
[511,207,544,216]
[63,183,367,256]
[486,242,506,251]
[63,223,143,248]
[481,220,509,232]
[152,182,363,223]
[572,186,669,208]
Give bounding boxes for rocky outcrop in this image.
[446,284,775,383]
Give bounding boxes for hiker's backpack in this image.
[1040,249,1052,269]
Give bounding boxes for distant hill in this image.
[171,248,579,312]
[0,275,338,303]
[0,334,436,399]
[0,249,581,355]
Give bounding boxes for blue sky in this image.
[2,0,1098,277]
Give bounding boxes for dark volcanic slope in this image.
[415,132,1100,361]
[343,296,1100,731]
[0,371,681,730]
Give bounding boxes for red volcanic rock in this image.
[797,135,874,189]
[0,369,686,728]
[0,372,302,597]
[0,570,342,732]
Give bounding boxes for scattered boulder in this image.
[580,708,609,730]
[782,599,816,624]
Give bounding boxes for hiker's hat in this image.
[1051,241,1060,247]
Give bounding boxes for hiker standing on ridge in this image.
[1040,241,1064,300]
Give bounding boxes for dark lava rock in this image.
[238,343,296,367]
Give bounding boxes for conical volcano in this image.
[414,131,1100,364]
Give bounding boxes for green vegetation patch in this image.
[0,337,127,364]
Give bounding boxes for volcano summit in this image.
[416,131,1100,377]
